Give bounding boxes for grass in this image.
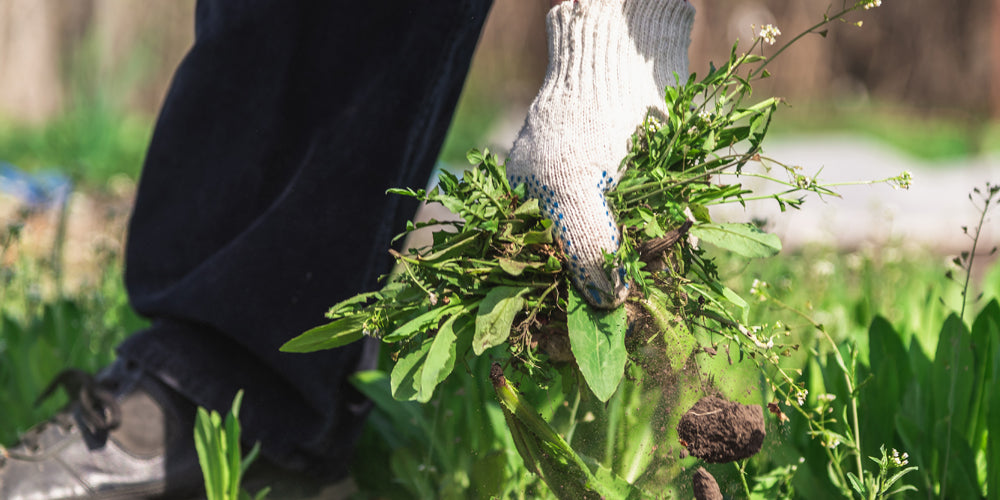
[770,100,1000,162]
[0,103,153,189]
[3,166,999,497]
[0,217,146,445]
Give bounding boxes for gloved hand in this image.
[507,0,695,308]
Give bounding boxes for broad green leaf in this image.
[567,287,628,402]
[279,315,364,353]
[384,304,460,343]
[687,204,711,223]
[467,148,485,165]
[931,315,974,437]
[419,232,482,262]
[934,422,983,499]
[513,198,541,217]
[473,287,527,355]
[863,317,910,454]
[389,338,433,401]
[523,220,554,244]
[689,222,781,258]
[985,301,1000,500]
[969,300,999,447]
[325,291,381,317]
[499,258,543,277]
[416,314,473,403]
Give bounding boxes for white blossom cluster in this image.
[890,448,910,467]
[758,24,781,45]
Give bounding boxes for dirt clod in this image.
[692,467,723,500]
[677,396,765,463]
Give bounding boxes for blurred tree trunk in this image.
[0,0,193,125]
[0,0,63,123]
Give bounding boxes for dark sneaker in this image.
[0,360,202,499]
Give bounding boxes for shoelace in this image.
[0,369,122,466]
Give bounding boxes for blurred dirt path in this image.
[711,134,1000,256]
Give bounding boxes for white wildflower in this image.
[890,448,909,467]
[893,170,913,190]
[822,434,841,449]
[759,24,781,45]
[863,0,881,10]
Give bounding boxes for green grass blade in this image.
[279,316,365,352]
[225,392,245,498]
[194,407,223,500]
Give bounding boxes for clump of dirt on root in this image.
[692,467,723,500]
[677,395,765,463]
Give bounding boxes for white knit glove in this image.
[507,0,695,308]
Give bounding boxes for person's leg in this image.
[0,1,493,497]
[119,0,493,477]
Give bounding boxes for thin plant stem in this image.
[767,294,865,491]
[959,191,993,320]
[750,3,863,81]
[563,380,583,445]
[736,460,753,497]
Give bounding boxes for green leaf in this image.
[224,392,243,497]
[470,451,511,499]
[523,220,554,244]
[389,338,433,401]
[863,317,910,455]
[416,315,472,403]
[325,291,381,318]
[934,423,982,499]
[194,407,222,500]
[567,287,628,402]
[689,222,781,258]
[969,300,999,448]
[491,364,643,500]
[467,148,485,165]
[513,198,541,217]
[931,315,974,436]
[986,303,1000,500]
[499,258,543,277]
[279,316,364,353]
[473,287,527,355]
[847,472,865,496]
[384,305,459,343]
[350,371,425,442]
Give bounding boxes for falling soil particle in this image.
[676,395,765,463]
[692,467,723,500]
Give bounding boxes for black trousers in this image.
[117,0,492,477]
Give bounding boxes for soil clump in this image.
[691,467,723,500]
[677,395,765,463]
